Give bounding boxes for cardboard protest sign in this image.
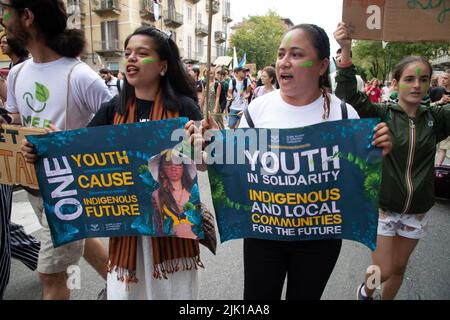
[342,0,450,42]
[27,119,203,247]
[0,125,45,188]
[207,119,382,250]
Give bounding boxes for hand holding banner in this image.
[27,119,204,247]
[207,119,382,250]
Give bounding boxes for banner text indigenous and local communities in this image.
[29,118,381,250]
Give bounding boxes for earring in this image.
[160,72,165,76]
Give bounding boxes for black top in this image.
[9,56,28,69]
[88,95,203,127]
[195,80,203,93]
[430,87,450,103]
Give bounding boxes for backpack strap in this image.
[12,61,28,98]
[340,99,348,120]
[64,61,82,130]
[116,79,121,93]
[243,105,255,128]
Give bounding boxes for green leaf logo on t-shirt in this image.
[35,82,50,103]
[23,82,49,113]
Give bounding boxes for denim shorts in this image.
[377,209,429,239]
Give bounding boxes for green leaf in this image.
[35,82,49,103]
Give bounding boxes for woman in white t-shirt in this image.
[185,23,392,300]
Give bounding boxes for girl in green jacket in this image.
[334,22,450,300]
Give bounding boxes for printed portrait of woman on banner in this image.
[148,149,201,239]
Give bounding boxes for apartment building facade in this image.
[65,0,232,73]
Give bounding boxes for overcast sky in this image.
[229,0,343,55]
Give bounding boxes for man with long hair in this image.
[0,0,113,299]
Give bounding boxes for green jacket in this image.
[336,65,450,214]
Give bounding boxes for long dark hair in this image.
[154,159,194,235]
[10,0,85,58]
[117,26,197,115]
[289,24,331,90]
[1,34,29,58]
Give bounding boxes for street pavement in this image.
[4,171,450,300]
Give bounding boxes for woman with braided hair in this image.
[185,23,392,300]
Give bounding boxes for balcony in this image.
[215,31,226,43]
[206,0,220,15]
[195,23,208,37]
[94,39,122,56]
[178,48,198,63]
[67,0,86,19]
[92,0,121,15]
[222,1,232,23]
[163,10,184,28]
[140,0,156,21]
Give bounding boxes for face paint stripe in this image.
[298,60,313,68]
[399,84,410,89]
[285,34,293,48]
[3,12,11,23]
[142,57,158,64]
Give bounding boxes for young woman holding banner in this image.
[333,22,450,300]
[185,23,392,300]
[22,26,204,300]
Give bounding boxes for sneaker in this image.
[356,282,374,300]
[97,285,107,300]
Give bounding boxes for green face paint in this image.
[3,12,12,23]
[285,34,293,49]
[142,57,158,64]
[298,60,313,68]
[399,83,410,90]
[416,67,421,77]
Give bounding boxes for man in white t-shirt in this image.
[381,81,391,102]
[0,0,113,300]
[227,66,252,128]
[99,68,122,97]
[330,49,364,93]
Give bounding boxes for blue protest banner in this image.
[207,119,381,250]
[27,118,203,247]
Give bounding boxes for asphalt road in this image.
[4,172,450,300]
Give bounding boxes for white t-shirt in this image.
[6,57,113,130]
[330,71,364,93]
[228,78,249,111]
[106,76,121,96]
[239,89,359,129]
[382,86,390,101]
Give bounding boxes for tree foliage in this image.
[229,10,286,70]
[352,40,449,82]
